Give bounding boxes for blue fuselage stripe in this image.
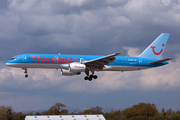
[6,54,168,68]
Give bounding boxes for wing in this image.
[83,52,121,68]
[148,58,173,65]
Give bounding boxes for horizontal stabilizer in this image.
[148,58,173,65]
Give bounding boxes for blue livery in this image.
[6,33,173,81]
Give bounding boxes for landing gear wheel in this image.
[84,74,98,81]
[25,74,28,78]
[93,75,97,79]
[90,74,94,79]
[84,76,89,80]
[90,74,98,79]
[88,77,92,81]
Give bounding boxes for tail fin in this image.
[139,33,170,60]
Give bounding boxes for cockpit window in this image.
[11,58,17,60]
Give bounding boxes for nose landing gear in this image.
[25,74,28,78]
[23,68,28,78]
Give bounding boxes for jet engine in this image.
[61,69,81,76]
[69,63,86,72]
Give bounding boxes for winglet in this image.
[148,58,173,65]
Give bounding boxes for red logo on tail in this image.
[150,44,165,55]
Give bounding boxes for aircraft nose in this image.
[6,62,9,66]
[6,61,11,66]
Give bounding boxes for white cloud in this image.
[8,0,37,13]
[140,55,180,90]
[42,34,90,49]
[161,0,171,6]
[110,16,131,26]
[123,0,180,27]
[63,0,86,7]
[105,0,126,4]
[123,47,140,56]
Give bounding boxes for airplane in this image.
[6,33,173,81]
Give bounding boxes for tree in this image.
[176,109,180,114]
[6,107,14,120]
[121,107,138,118]
[55,103,66,112]
[166,108,172,117]
[0,106,15,120]
[153,113,167,120]
[35,112,41,115]
[82,106,103,115]
[44,103,67,115]
[44,106,59,115]
[70,112,77,115]
[161,108,166,116]
[161,108,165,113]
[104,110,122,120]
[91,106,103,114]
[60,109,68,115]
[121,103,158,119]
[15,112,26,120]
[171,114,180,120]
[82,109,93,115]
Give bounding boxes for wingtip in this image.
[168,58,173,60]
[116,52,121,55]
[161,33,170,35]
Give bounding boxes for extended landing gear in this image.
[23,68,28,78]
[84,74,98,81]
[25,74,28,78]
[84,67,98,81]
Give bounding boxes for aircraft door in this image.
[23,55,27,63]
[80,58,84,63]
[139,59,142,66]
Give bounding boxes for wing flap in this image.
[148,58,173,65]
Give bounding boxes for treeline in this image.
[1,103,180,120]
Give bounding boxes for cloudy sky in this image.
[0,0,180,112]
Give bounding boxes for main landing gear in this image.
[23,68,28,78]
[84,74,98,81]
[84,68,98,81]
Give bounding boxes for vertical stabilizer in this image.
[139,33,170,60]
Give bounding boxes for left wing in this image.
[83,52,121,66]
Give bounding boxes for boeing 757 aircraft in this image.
[6,33,173,81]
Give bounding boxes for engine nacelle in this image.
[69,63,86,72]
[61,69,81,76]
